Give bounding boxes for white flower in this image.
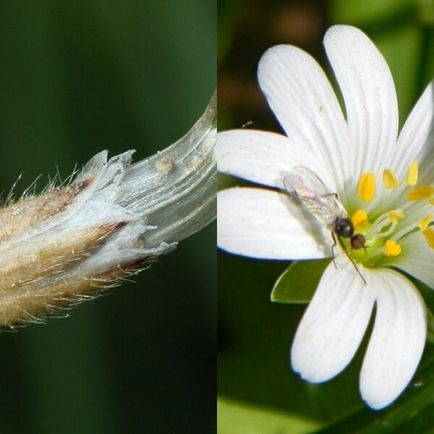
[217,25,434,410]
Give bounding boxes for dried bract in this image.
[0,93,216,328]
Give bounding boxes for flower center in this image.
[342,161,434,267]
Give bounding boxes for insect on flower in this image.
[283,166,366,283]
[217,24,432,410]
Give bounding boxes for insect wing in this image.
[283,167,346,226]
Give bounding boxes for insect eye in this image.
[335,218,354,238]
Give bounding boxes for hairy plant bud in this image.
[0,93,216,328]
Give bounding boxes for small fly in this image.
[283,166,366,284]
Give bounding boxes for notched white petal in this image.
[404,80,434,185]
[291,258,375,382]
[218,187,330,260]
[324,25,398,179]
[216,129,324,189]
[0,93,216,328]
[392,231,434,289]
[360,269,426,410]
[257,43,350,194]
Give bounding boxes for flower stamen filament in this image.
[345,160,434,267]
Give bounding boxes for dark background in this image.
[0,2,215,433]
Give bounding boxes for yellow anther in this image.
[406,185,434,201]
[388,209,404,222]
[357,172,376,202]
[383,169,398,189]
[423,228,434,249]
[384,239,402,256]
[351,209,368,231]
[406,161,419,186]
[418,214,433,231]
[430,198,434,205]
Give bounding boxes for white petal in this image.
[324,25,399,178]
[291,258,375,382]
[395,80,434,182]
[217,188,330,259]
[360,269,426,410]
[216,130,325,189]
[392,231,434,288]
[394,201,432,236]
[257,43,350,194]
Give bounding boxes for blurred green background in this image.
[0,1,215,434]
[218,0,434,432]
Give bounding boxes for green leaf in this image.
[331,0,416,25]
[271,260,330,304]
[218,397,320,434]
[219,253,362,422]
[316,352,434,434]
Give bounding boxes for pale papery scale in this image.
[0,92,216,328]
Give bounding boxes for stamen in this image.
[367,208,404,239]
[392,221,419,242]
[423,228,434,249]
[418,214,433,231]
[352,209,368,231]
[358,172,376,202]
[407,185,434,201]
[375,220,398,239]
[388,209,404,223]
[384,239,402,256]
[406,161,419,186]
[383,169,398,189]
[366,212,392,239]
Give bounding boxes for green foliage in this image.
[271,260,330,304]
[218,398,319,434]
[331,0,416,25]
[318,353,434,434]
[219,253,363,428]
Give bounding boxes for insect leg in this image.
[331,232,337,269]
[337,236,367,285]
[319,192,339,199]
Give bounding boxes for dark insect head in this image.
[334,217,354,238]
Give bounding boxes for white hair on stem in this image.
[0,91,216,329]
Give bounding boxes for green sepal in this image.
[270,259,330,304]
